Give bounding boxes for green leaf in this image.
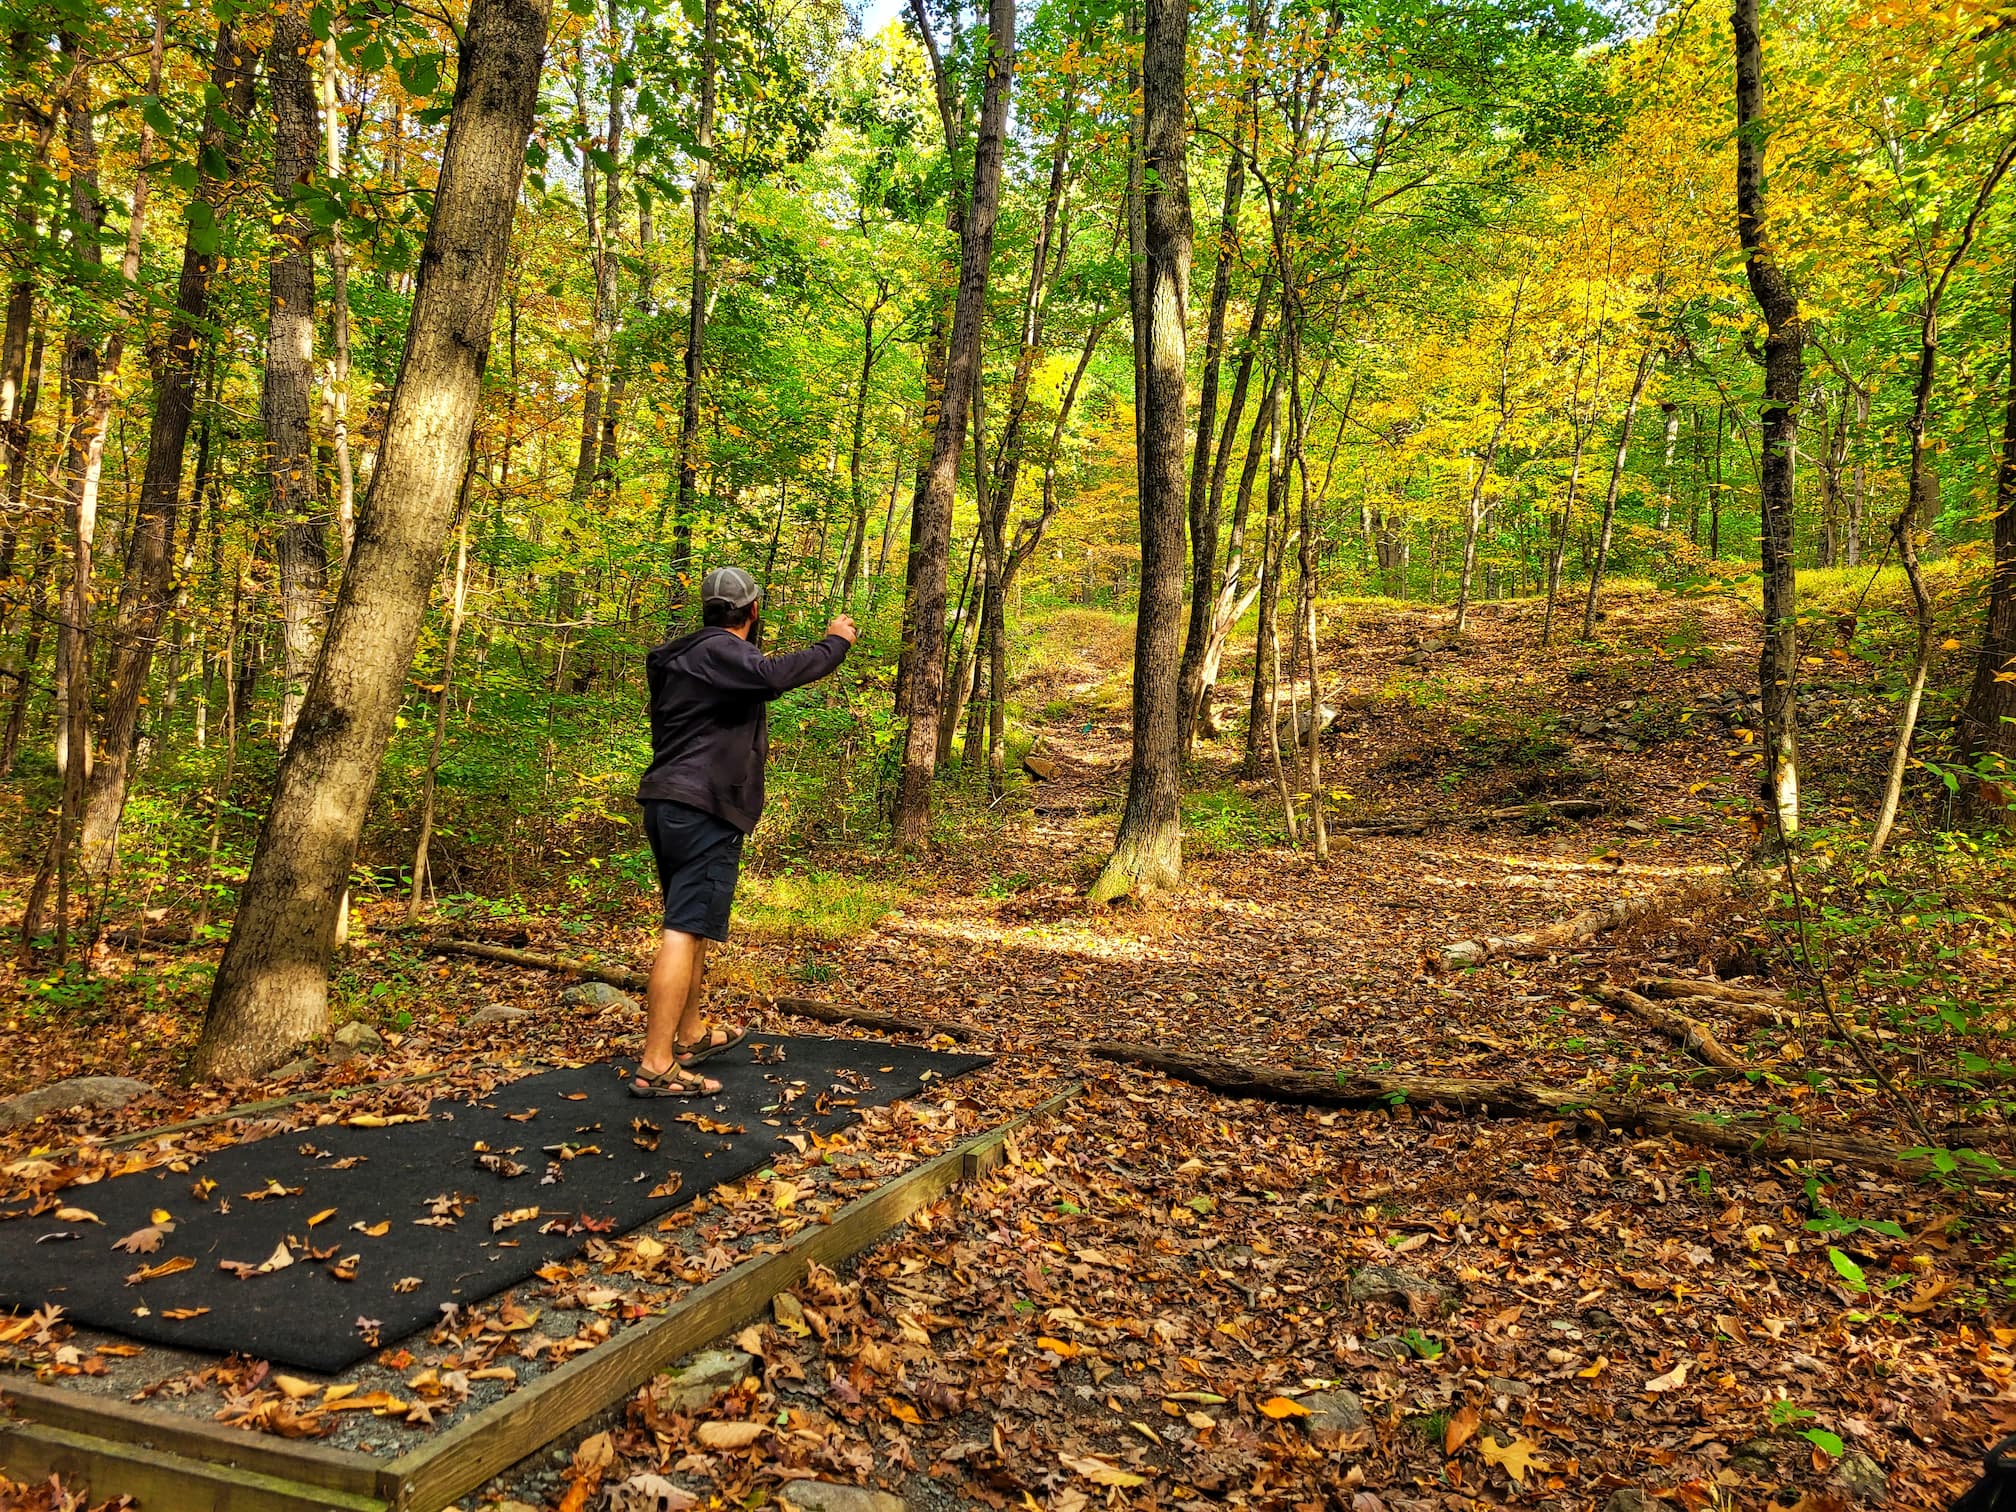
[1827,1248,1867,1293]
[1802,1429,1844,1458]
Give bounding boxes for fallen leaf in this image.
[1444,1404,1480,1454]
[111,1226,165,1254]
[124,1255,195,1286]
[695,1420,764,1449]
[1644,1360,1691,1393]
[308,1209,337,1228]
[1259,1396,1311,1419]
[1060,1454,1147,1487]
[1480,1435,1545,1483]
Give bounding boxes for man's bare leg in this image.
[641,929,708,1077]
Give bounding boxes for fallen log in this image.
[1079,1041,1935,1177]
[1437,895,1653,971]
[1638,977,1784,1006]
[766,996,981,1044]
[425,938,648,991]
[1588,983,1750,1071]
[1340,798,1606,838]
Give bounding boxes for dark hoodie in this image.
[637,626,850,832]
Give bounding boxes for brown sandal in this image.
[628,1063,721,1098]
[673,1023,749,1067]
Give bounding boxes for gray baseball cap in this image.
[700,565,760,609]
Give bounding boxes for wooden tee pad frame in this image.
[1,1085,1079,1512]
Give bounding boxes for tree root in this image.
[767,996,981,1043]
[1079,1041,1940,1177]
[1587,983,1751,1071]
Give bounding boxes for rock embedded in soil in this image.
[560,981,637,1010]
[1604,1490,1673,1512]
[1833,1453,1889,1505]
[1298,1388,1367,1442]
[470,1004,535,1025]
[1363,1335,1412,1360]
[0,1075,154,1131]
[1348,1263,1444,1312]
[331,1021,384,1059]
[654,1348,755,1413]
[1484,1376,1533,1398]
[778,1483,906,1512]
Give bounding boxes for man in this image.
[631,566,856,1096]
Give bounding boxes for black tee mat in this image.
[0,1037,987,1372]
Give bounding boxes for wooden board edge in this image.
[387,1082,1081,1512]
[0,1377,394,1501]
[0,1418,389,1512]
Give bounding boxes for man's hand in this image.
[827,614,859,645]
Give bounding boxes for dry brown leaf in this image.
[695,1420,764,1449]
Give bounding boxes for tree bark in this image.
[890,0,1015,850]
[1870,140,2016,851]
[1958,264,2016,817]
[1733,0,1805,838]
[322,36,358,566]
[266,9,329,749]
[1243,365,1287,779]
[1177,133,1248,754]
[1578,348,1655,640]
[196,0,551,1080]
[79,19,255,877]
[410,481,475,920]
[670,0,717,615]
[1091,0,1190,902]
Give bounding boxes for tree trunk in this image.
[890,0,1015,850]
[1579,348,1655,640]
[410,483,474,920]
[1538,422,1588,650]
[310,41,359,571]
[196,0,550,1080]
[670,0,717,615]
[266,10,328,750]
[1870,141,2015,850]
[1091,0,1190,902]
[1733,0,1805,838]
[840,301,880,602]
[79,19,255,877]
[1244,366,1287,779]
[1177,133,1246,755]
[1189,274,1273,743]
[1959,271,2016,818]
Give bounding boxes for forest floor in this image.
[3,585,2014,1512]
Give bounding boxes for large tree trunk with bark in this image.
[1958,267,2016,819]
[79,21,255,877]
[1733,0,1804,838]
[196,0,550,1080]
[1091,0,1190,902]
[266,10,329,749]
[890,0,1015,850]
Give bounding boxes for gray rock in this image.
[778,1484,905,1512]
[1363,1335,1412,1359]
[559,981,637,1010]
[331,1021,384,1059]
[1298,1388,1366,1437]
[1832,1453,1888,1505]
[656,1348,755,1413]
[1349,1264,1444,1312]
[1484,1377,1533,1398]
[0,1075,155,1131]
[469,1004,535,1025]
[1731,1439,1777,1472]
[1604,1491,1672,1512]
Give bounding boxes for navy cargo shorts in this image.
[640,800,744,942]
